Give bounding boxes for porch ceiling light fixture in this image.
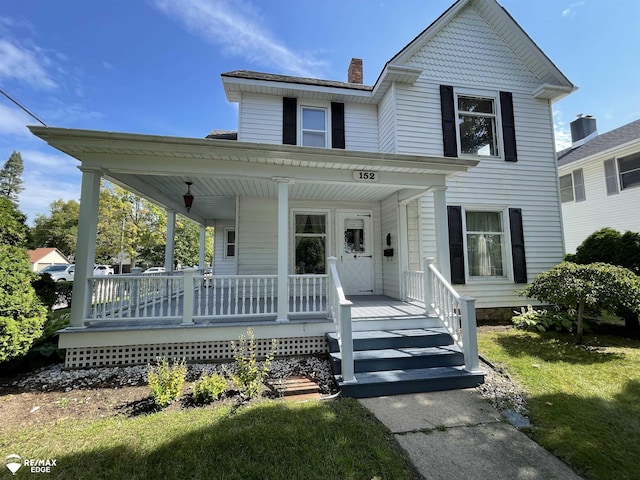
[183,181,194,212]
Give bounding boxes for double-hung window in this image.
[301,107,327,147]
[294,213,327,274]
[618,152,640,190]
[559,169,585,203]
[465,210,505,278]
[457,95,499,157]
[224,228,236,258]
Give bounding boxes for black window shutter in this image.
[500,91,518,162]
[282,97,297,145]
[509,208,527,283]
[331,102,345,149]
[440,85,458,158]
[447,205,465,284]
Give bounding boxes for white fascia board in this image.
[221,75,374,104]
[533,84,578,103]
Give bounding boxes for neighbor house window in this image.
[301,107,327,147]
[465,211,505,278]
[560,169,585,203]
[604,159,619,195]
[457,95,498,157]
[294,213,326,274]
[618,152,640,190]
[224,228,235,258]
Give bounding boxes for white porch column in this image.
[275,178,292,322]
[199,224,206,270]
[164,209,176,272]
[433,187,451,281]
[70,168,101,328]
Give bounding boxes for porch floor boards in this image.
[83,295,427,330]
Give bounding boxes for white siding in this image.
[345,103,378,152]
[396,4,565,308]
[237,94,282,144]
[378,86,397,153]
[213,219,237,275]
[560,153,640,253]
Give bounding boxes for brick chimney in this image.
[348,58,363,84]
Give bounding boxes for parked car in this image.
[143,267,166,274]
[94,265,114,276]
[41,264,75,282]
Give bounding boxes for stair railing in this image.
[423,257,481,373]
[327,257,356,383]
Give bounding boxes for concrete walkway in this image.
[359,389,583,480]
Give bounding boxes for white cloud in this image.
[151,0,327,78]
[553,110,572,151]
[0,103,33,137]
[562,1,585,18]
[0,38,57,90]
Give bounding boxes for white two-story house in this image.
[30,0,574,397]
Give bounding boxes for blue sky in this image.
[1,0,639,222]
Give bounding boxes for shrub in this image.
[512,305,574,333]
[32,273,58,310]
[193,373,227,404]
[521,262,640,343]
[231,328,277,399]
[56,281,74,308]
[147,357,187,408]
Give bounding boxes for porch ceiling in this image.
[29,126,478,224]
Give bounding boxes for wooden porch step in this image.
[336,366,484,398]
[327,328,453,351]
[329,345,464,373]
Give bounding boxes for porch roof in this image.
[29,126,478,224]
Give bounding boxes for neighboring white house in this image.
[558,116,640,253]
[28,248,70,272]
[29,0,574,393]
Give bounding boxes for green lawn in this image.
[1,398,418,480]
[478,329,640,480]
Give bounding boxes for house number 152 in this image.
[353,171,379,182]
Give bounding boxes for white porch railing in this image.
[327,257,355,383]
[87,270,329,323]
[403,257,481,373]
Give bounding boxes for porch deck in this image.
[82,295,428,331]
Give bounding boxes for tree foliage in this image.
[30,199,80,260]
[0,197,47,363]
[522,262,640,343]
[0,151,24,206]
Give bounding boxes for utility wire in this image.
[0,88,47,126]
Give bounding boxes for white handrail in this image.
[327,257,355,384]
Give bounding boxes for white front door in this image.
[336,210,374,295]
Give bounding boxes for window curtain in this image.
[466,212,503,277]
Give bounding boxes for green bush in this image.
[193,373,227,404]
[56,281,74,308]
[32,273,58,310]
[231,328,277,399]
[512,305,574,333]
[522,262,640,343]
[147,357,187,408]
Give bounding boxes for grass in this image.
[478,329,640,480]
[0,398,418,480]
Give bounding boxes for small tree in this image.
[522,262,640,343]
[0,198,48,363]
[0,151,24,206]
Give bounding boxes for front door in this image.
[336,210,374,295]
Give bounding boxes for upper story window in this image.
[301,107,327,147]
[560,169,585,203]
[619,152,640,190]
[457,95,498,157]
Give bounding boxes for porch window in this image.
[465,211,505,278]
[224,228,236,258]
[294,213,326,274]
[301,107,327,148]
[457,95,498,157]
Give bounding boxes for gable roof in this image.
[28,248,69,264]
[558,119,640,167]
[221,0,575,104]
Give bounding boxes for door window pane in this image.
[344,219,365,253]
